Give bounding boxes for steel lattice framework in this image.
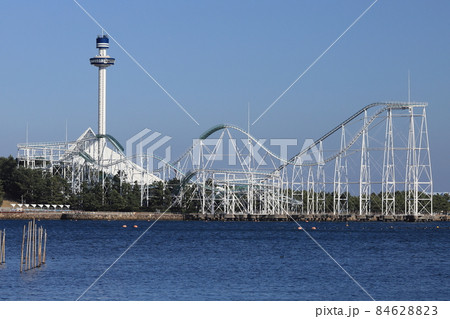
[17,128,161,204]
[17,101,433,215]
[171,101,433,215]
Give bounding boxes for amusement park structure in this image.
[17,36,433,215]
[17,35,161,200]
[170,101,433,216]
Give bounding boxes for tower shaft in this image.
[98,67,107,136]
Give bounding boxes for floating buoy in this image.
[311,226,317,230]
[298,226,302,230]
[133,225,138,228]
[346,223,349,227]
[122,225,127,228]
[436,226,440,229]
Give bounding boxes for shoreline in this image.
[0,210,448,222]
[0,211,183,221]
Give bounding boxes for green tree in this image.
[0,180,4,206]
[106,188,126,211]
[433,193,450,213]
[348,193,358,213]
[370,192,382,213]
[180,183,200,213]
[122,182,141,211]
[79,182,103,211]
[0,156,17,198]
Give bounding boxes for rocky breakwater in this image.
[60,211,184,221]
[0,210,184,221]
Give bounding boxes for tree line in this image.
[0,156,449,213]
[292,191,449,214]
[0,156,183,212]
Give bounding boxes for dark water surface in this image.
[0,220,448,301]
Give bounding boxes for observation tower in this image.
[90,35,115,142]
[17,34,161,201]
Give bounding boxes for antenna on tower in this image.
[248,102,253,169]
[247,102,250,137]
[408,69,411,103]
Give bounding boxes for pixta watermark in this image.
[126,128,172,171]
[126,129,322,170]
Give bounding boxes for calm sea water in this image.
[0,220,448,301]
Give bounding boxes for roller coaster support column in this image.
[248,173,254,215]
[405,105,433,215]
[334,126,349,214]
[359,110,371,215]
[211,177,215,215]
[416,107,433,214]
[307,166,315,214]
[291,161,304,214]
[405,107,418,215]
[382,108,396,215]
[282,167,289,214]
[316,141,326,214]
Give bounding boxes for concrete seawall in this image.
[0,211,448,222]
[184,213,450,222]
[0,211,183,221]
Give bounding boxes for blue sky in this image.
[0,0,449,191]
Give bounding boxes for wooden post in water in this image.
[26,221,31,271]
[24,224,28,270]
[30,221,33,270]
[38,226,41,267]
[30,220,33,270]
[27,221,31,271]
[39,226,43,267]
[42,230,47,264]
[20,225,26,272]
[0,229,3,264]
[33,219,36,269]
[0,229,6,265]
[4,229,6,263]
[34,219,37,269]
[21,220,48,272]
[0,229,2,264]
[2,229,6,264]
[35,221,37,268]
